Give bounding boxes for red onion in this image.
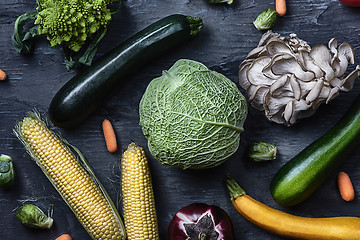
[168,203,235,240]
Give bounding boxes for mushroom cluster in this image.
[239,31,360,126]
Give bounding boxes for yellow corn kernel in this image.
[121,143,159,240]
[14,111,126,240]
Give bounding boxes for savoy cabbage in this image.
[139,59,248,169]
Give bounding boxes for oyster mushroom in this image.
[238,31,360,126]
[247,57,274,86]
[269,53,315,81]
[335,43,356,77]
[246,46,268,59]
[299,51,324,78]
[341,65,360,91]
[328,38,339,64]
[266,40,294,57]
[339,43,355,65]
[326,87,340,104]
[289,74,302,100]
[305,79,324,104]
[269,74,289,95]
[309,45,335,81]
[288,33,311,53]
[257,30,283,48]
[238,61,252,90]
[283,99,312,126]
[248,85,270,110]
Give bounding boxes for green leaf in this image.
[11,11,38,54]
[78,28,107,66]
[109,0,123,15]
[62,46,78,70]
[63,28,108,70]
[23,25,39,41]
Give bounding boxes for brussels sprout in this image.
[16,204,53,229]
[0,154,15,188]
[247,141,277,162]
[253,9,278,31]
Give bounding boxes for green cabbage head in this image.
[139,59,248,169]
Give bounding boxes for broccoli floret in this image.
[35,0,114,52]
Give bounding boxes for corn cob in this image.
[121,142,159,240]
[14,111,126,240]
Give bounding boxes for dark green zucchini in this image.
[270,94,360,206]
[49,14,203,128]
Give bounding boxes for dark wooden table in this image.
[1,0,360,239]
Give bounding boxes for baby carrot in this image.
[337,171,355,202]
[276,0,286,16]
[55,233,72,240]
[0,69,7,81]
[102,119,118,153]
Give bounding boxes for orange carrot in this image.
[102,119,118,153]
[55,233,72,240]
[337,171,355,202]
[0,69,7,81]
[276,0,287,16]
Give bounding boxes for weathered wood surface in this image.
[1,0,360,239]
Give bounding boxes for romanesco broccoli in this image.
[35,0,113,52]
[12,0,120,69]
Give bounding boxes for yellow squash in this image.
[226,176,360,240]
